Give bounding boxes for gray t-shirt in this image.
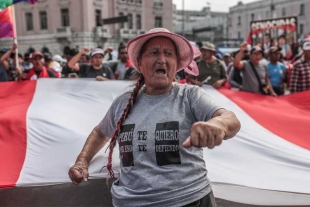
[241,60,268,93]
[99,84,222,207]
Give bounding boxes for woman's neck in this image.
[144,84,173,95]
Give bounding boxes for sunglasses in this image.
[120,52,127,55]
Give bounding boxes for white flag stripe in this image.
[15,79,310,205]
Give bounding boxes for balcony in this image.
[120,28,130,39]
[120,29,145,39]
[95,26,112,39]
[137,30,145,35]
[54,27,72,39]
[154,2,163,10]
[130,30,138,37]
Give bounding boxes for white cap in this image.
[91,48,105,57]
[302,41,310,51]
[52,55,67,63]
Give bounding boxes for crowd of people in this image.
[0,34,309,96]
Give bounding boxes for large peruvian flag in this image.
[0,79,310,206]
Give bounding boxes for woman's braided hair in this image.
[106,74,145,179]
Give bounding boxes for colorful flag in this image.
[0,0,37,10]
[0,80,310,205]
[0,6,15,38]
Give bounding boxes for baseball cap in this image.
[91,48,105,57]
[250,46,263,54]
[32,51,44,59]
[269,46,282,53]
[53,55,67,63]
[303,41,310,51]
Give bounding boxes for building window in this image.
[95,9,102,26]
[25,12,33,31]
[39,11,48,30]
[136,14,141,30]
[300,4,305,16]
[128,13,133,29]
[154,0,163,8]
[282,8,286,17]
[238,31,241,39]
[251,13,255,21]
[119,12,124,29]
[237,16,241,25]
[155,16,162,27]
[61,9,70,27]
[228,17,232,26]
[127,0,133,3]
[266,10,269,18]
[136,0,142,4]
[300,24,304,37]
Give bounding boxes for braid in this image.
[105,74,145,180]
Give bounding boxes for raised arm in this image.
[68,48,90,71]
[0,42,17,71]
[234,42,248,70]
[68,125,110,184]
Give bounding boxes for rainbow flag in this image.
[0,6,15,38]
[0,0,37,38]
[0,0,37,10]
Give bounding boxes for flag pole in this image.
[12,5,18,68]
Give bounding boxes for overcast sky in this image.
[173,0,260,12]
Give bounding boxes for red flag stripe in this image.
[218,88,310,150]
[0,81,36,187]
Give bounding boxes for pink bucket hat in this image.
[184,45,200,76]
[127,28,193,72]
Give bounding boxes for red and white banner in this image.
[0,79,310,205]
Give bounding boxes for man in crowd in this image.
[79,54,90,64]
[22,53,33,73]
[68,48,114,80]
[103,45,132,80]
[0,43,25,81]
[0,48,9,82]
[267,46,287,95]
[290,40,310,93]
[228,51,243,90]
[25,52,57,80]
[62,48,79,78]
[234,42,277,97]
[263,33,271,56]
[53,55,67,68]
[44,53,61,78]
[190,42,227,88]
[222,53,231,70]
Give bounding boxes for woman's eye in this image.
[165,52,172,56]
[150,51,158,55]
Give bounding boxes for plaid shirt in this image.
[289,58,310,93]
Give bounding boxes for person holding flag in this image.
[0,0,38,77]
[0,40,24,81]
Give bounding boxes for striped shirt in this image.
[289,58,310,93]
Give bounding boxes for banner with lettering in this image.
[249,16,298,47]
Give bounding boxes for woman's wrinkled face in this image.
[138,37,178,90]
